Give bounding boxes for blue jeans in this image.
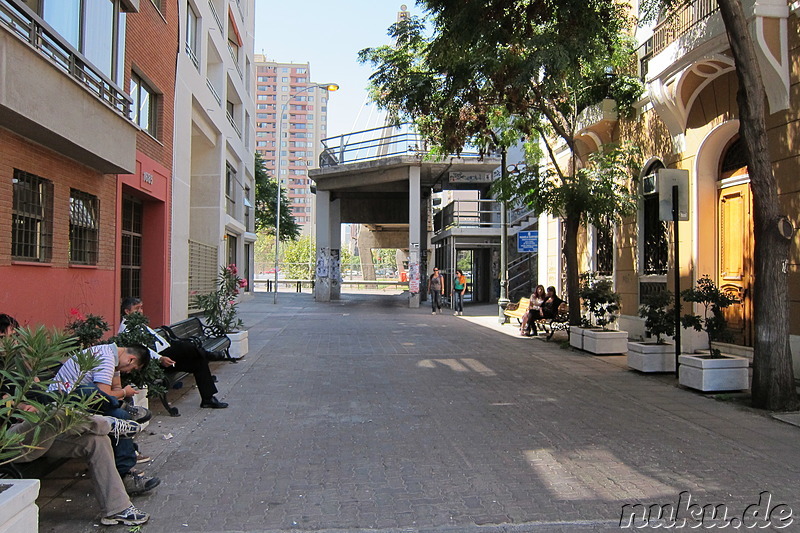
[74,384,137,476]
[453,291,464,312]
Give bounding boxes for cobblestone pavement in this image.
[38,290,800,532]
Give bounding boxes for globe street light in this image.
[274,83,339,304]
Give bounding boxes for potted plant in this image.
[110,312,167,418]
[64,309,109,349]
[678,275,748,391]
[0,327,100,531]
[194,264,248,358]
[627,290,676,372]
[571,272,628,354]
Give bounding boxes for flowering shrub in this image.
[65,308,109,349]
[110,311,167,396]
[193,264,246,332]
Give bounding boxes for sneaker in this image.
[432,311,436,314]
[124,403,152,424]
[123,471,161,495]
[101,504,149,526]
[135,451,151,463]
[454,311,459,316]
[106,417,142,442]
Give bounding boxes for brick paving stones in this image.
[37,291,800,532]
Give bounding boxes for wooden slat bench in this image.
[503,297,530,324]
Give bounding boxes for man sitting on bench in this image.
[119,298,228,409]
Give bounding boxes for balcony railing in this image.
[0,0,133,120]
[320,123,484,167]
[647,0,720,58]
[227,110,242,138]
[208,0,223,33]
[206,78,222,105]
[434,199,501,233]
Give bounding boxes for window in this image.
[130,73,157,136]
[257,95,268,101]
[121,195,142,298]
[257,76,269,82]
[295,68,307,74]
[642,162,668,276]
[225,163,236,216]
[69,189,100,265]
[12,169,53,262]
[595,225,613,276]
[186,3,199,67]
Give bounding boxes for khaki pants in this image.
[9,415,131,516]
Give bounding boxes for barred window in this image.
[12,169,53,262]
[595,225,613,276]
[642,161,668,276]
[69,189,99,265]
[121,195,143,299]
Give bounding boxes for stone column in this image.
[408,166,421,308]
[330,197,341,300]
[315,190,332,302]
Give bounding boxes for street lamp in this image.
[273,82,339,304]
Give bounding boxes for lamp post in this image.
[273,82,339,304]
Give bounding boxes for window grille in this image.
[225,163,236,215]
[121,195,143,298]
[188,240,218,312]
[596,225,614,276]
[69,189,100,265]
[643,194,669,275]
[12,169,53,262]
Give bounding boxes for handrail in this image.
[320,123,486,167]
[227,110,241,138]
[435,199,501,233]
[206,79,222,105]
[0,0,133,120]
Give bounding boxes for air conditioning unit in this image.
[642,173,658,195]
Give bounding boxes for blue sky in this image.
[254,1,426,138]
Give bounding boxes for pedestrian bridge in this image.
[309,124,500,307]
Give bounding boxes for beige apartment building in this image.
[253,56,331,237]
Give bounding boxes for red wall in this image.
[0,129,118,332]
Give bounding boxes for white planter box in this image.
[569,327,584,350]
[0,480,39,533]
[582,329,628,355]
[132,387,150,430]
[627,341,676,372]
[678,353,750,391]
[227,330,248,359]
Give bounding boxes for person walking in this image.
[452,270,466,316]
[428,267,445,314]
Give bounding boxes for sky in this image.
[253,1,427,138]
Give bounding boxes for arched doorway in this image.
[717,137,753,346]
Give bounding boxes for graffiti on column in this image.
[408,261,420,294]
[330,249,340,282]
[316,248,329,278]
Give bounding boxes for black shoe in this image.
[205,350,228,361]
[200,396,228,409]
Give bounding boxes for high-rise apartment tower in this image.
[252,56,330,236]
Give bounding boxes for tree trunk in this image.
[716,0,798,410]
[564,215,582,326]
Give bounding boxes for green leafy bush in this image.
[638,290,676,344]
[578,272,620,330]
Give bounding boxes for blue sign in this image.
[518,231,538,253]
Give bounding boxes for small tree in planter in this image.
[64,309,109,349]
[639,290,675,344]
[681,275,735,357]
[574,272,627,354]
[627,290,676,372]
[578,272,620,330]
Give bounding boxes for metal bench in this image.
[154,319,231,417]
[532,303,570,340]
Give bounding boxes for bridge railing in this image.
[319,123,485,167]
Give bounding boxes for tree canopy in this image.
[254,152,300,241]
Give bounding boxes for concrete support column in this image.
[330,198,341,300]
[408,166,421,308]
[315,190,332,302]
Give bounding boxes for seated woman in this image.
[540,286,564,319]
[520,285,546,336]
[119,298,228,409]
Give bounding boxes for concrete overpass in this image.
[309,127,500,307]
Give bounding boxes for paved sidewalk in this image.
[38,290,800,532]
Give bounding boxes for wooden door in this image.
[717,182,753,346]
